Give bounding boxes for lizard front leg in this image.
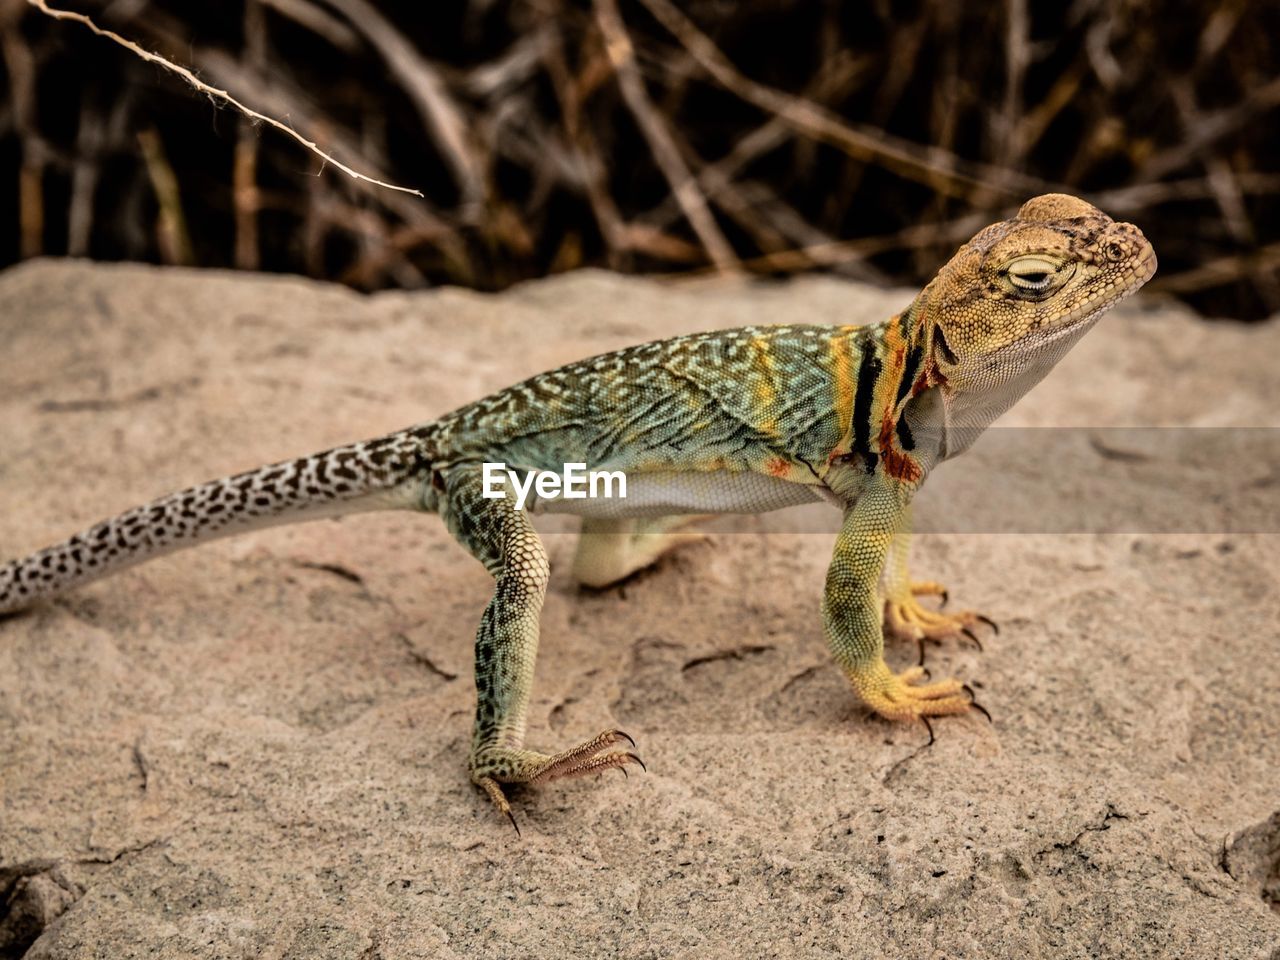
[882,506,998,665]
[439,467,643,829]
[822,482,976,722]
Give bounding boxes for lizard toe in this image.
[884,587,997,652]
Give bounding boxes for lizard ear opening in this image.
[933,324,959,365]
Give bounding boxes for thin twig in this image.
[234,0,265,270]
[310,0,485,210]
[190,46,470,279]
[24,0,425,197]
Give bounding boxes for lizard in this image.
[0,194,1155,828]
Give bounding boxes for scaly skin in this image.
[0,194,1156,827]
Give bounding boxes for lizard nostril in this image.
[1105,242,1126,262]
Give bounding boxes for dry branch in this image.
[4,0,1278,317]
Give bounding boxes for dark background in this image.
[1,0,1277,319]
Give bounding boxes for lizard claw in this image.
[472,729,647,827]
[961,683,993,723]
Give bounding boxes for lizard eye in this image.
[1005,256,1060,294]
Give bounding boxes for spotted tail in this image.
[0,428,435,616]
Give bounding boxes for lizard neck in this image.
[901,279,1104,459]
[823,297,938,485]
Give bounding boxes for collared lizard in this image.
[0,194,1156,827]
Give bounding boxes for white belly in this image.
[530,469,824,519]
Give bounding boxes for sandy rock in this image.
[1,259,1278,959]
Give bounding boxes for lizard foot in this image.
[850,661,980,722]
[884,581,998,665]
[471,729,645,832]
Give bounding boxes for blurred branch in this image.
[1,17,44,256]
[1093,173,1280,212]
[635,0,1054,200]
[24,0,426,197]
[640,51,865,232]
[996,0,1028,168]
[462,28,549,98]
[137,127,193,265]
[680,211,993,277]
[5,0,1279,318]
[67,95,109,256]
[541,14,626,267]
[593,0,739,274]
[1150,243,1280,295]
[258,0,359,53]
[1137,73,1280,183]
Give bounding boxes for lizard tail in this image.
[0,428,436,616]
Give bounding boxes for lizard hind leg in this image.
[571,515,711,589]
[438,468,644,829]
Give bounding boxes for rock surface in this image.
[1,259,1278,959]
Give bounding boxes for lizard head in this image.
[914,193,1156,440]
